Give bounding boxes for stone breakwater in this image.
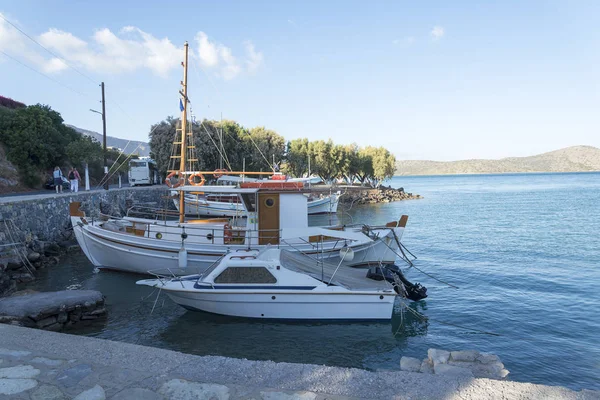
[400,348,510,380]
[339,186,422,205]
[0,290,106,331]
[0,186,169,297]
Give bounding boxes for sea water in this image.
[27,172,600,391]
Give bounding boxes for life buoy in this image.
[223,223,233,243]
[214,169,228,178]
[188,172,205,186]
[165,172,183,188]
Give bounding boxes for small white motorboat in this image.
[136,248,403,320]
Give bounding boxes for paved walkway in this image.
[0,185,166,204]
[0,325,598,399]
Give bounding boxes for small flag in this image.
[179,99,184,112]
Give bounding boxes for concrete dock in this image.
[0,325,597,399]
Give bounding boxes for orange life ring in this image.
[223,223,233,243]
[188,172,205,186]
[214,169,228,178]
[165,172,183,188]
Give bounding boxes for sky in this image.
[0,0,598,161]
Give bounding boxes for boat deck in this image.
[280,250,394,291]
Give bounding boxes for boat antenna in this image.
[179,41,189,224]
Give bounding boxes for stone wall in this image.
[0,186,171,245]
[0,187,171,296]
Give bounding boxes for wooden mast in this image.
[179,42,189,224]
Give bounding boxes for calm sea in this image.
[26,172,600,391]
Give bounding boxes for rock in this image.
[261,391,317,400]
[111,388,163,400]
[477,352,500,364]
[158,379,230,400]
[434,363,474,377]
[57,311,68,324]
[450,350,480,362]
[73,384,106,400]
[0,377,39,395]
[36,316,57,328]
[428,348,450,366]
[31,384,67,400]
[90,308,107,316]
[471,361,509,379]
[44,243,61,256]
[0,365,41,379]
[7,260,22,271]
[27,252,41,262]
[12,273,35,283]
[400,357,422,372]
[420,359,434,374]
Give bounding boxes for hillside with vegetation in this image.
[149,117,396,186]
[0,96,130,190]
[396,146,600,176]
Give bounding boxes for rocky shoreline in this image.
[0,228,77,297]
[339,186,422,206]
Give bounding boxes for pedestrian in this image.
[68,167,81,193]
[53,166,64,194]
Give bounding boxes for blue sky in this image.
[1,1,598,161]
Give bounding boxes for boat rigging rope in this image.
[2,220,35,275]
[199,122,233,172]
[377,232,459,289]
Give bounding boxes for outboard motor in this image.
[366,264,427,301]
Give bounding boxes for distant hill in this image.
[396,146,600,176]
[66,125,150,157]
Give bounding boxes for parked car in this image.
[45,176,70,191]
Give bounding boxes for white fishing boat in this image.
[136,248,398,320]
[176,185,341,216]
[70,185,408,274]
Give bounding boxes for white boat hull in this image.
[72,218,402,274]
[165,290,395,320]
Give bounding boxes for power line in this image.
[0,13,98,85]
[0,50,92,98]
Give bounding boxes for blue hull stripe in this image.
[194,284,316,290]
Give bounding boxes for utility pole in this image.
[101,82,108,190]
[90,81,108,190]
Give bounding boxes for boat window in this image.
[214,267,276,284]
[240,193,256,212]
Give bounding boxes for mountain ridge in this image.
[66,124,150,157]
[396,146,600,175]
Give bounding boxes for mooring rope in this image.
[378,234,459,289]
[400,301,501,336]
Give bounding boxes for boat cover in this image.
[279,250,392,291]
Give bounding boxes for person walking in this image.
[53,166,64,194]
[68,167,81,193]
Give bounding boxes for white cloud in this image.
[193,32,263,80]
[244,41,263,73]
[1,16,263,80]
[430,26,445,40]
